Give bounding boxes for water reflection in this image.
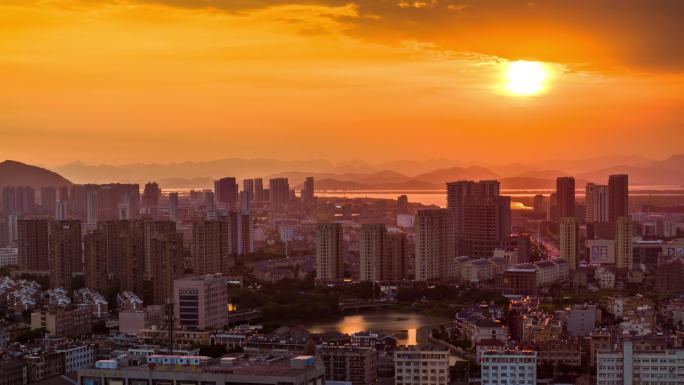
[305,312,450,346]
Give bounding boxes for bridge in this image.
[226,307,262,325]
[339,300,395,313]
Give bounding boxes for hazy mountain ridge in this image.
[5,153,681,191]
[0,160,72,188]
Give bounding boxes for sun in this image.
[505,61,548,96]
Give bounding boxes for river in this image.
[304,311,451,346]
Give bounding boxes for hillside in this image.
[0,160,72,188]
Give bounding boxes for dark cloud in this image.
[140,0,684,72]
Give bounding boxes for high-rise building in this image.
[243,179,255,196]
[0,219,8,248]
[55,201,68,220]
[556,177,576,219]
[532,194,545,215]
[150,233,184,304]
[192,218,230,275]
[463,195,511,257]
[301,177,315,205]
[204,191,215,212]
[40,187,57,215]
[79,184,140,221]
[239,191,252,214]
[616,216,633,270]
[316,223,343,281]
[214,177,239,211]
[18,219,49,271]
[446,180,510,257]
[49,220,82,290]
[173,274,228,331]
[143,220,177,276]
[384,231,408,281]
[84,229,108,294]
[58,186,69,203]
[560,217,579,270]
[609,174,629,222]
[585,183,610,223]
[8,213,19,245]
[397,195,409,214]
[2,186,36,214]
[94,220,141,290]
[359,224,386,282]
[236,212,254,255]
[415,209,454,281]
[118,194,132,220]
[142,182,160,215]
[359,224,408,282]
[168,192,179,222]
[269,178,290,210]
[86,190,98,225]
[253,178,265,202]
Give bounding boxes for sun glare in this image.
[506,60,548,96]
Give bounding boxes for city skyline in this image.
[2,1,684,166]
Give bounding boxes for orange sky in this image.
[2,0,683,166]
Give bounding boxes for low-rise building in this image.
[594,265,616,289]
[79,355,325,385]
[461,259,495,283]
[480,350,536,385]
[0,359,28,385]
[566,303,599,337]
[118,305,165,336]
[58,344,95,377]
[31,306,92,338]
[318,345,377,385]
[26,350,65,383]
[0,248,18,267]
[501,266,537,296]
[394,346,449,385]
[350,331,397,351]
[597,339,684,385]
[173,274,228,331]
[454,308,507,345]
[521,340,581,367]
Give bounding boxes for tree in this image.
[198,344,227,358]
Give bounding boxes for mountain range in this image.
[2,154,683,191]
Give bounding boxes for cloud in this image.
[131,0,684,73]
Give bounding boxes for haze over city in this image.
[2,1,684,385]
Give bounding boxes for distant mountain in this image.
[500,177,556,189]
[377,159,461,176]
[577,165,684,186]
[657,154,684,171]
[516,169,572,179]
[47,154,684,189]
[56,158,336,184]
[548,154,657,174]
[314,178,436,190]
[0,160,72,188]
[486,163,539,178]
[325,160,377,174]
[414,166,499,186]
[158,177,214,189]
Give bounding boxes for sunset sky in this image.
[2,0,683,167]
